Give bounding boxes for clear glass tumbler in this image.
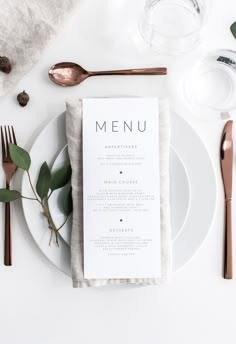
[140,0,207,54]
[183,49,236,117]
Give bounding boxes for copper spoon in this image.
[48,62,167,87]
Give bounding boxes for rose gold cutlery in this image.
[48,62,167,87]
[1,126,17,266]
[220,120,233,279]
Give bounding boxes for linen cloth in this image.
[66,98,172,288]
[0,0,79,96]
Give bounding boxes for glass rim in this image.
[142,0,206,39]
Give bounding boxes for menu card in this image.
[83,98,161,279]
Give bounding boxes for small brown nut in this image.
[0,56,11,74]
[17,90,30,107]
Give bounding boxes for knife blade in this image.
[220,120,233,279]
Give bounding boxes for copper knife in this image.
[220,120,233,279]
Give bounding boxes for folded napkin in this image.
[66,98,172,288]
[0,0,79,96]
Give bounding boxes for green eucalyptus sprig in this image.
[0,144,72,246]
[230,22,236,39]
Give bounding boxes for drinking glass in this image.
[140,0,208,54]
[183,49,236,117]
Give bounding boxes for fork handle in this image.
[4,183,12,266]
[224,199,233,279]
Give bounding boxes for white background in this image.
[0,0,236,343]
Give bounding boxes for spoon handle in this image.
[89,67,167,76]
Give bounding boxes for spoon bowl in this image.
[48,62,167,87]
[49,62,89,86]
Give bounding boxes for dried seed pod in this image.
[17,90,30,107]
[0,56,12,73]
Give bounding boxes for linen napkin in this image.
[0,0,79,96]
[66,98,172,288]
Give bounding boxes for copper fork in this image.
[1,126,17,266]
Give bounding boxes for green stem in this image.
[49,227,54,246]
[55,231,59,247]
[26,170,66,247]
[21,195,38,201]
[56,216,69,232]
[27,171,41,203]
[43,198,59,246]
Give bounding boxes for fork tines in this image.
[1,126,17,161]
[0,125,18,266]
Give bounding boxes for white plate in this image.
[21,112,217,275]
[48,144,190,246]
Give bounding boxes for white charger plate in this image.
[21,112,217,275]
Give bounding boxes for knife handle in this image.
[224,199,233,279]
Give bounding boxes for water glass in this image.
[140,0,208,54]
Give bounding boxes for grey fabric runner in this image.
[0,0,79,96]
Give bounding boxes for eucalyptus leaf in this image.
[62,187,73,216]
[9,144,31,171]
[230,22,236,39]
[51,164,72,191]
[0,189,21,202]
[36,162,51,200]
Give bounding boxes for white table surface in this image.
[0,0,236,343]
